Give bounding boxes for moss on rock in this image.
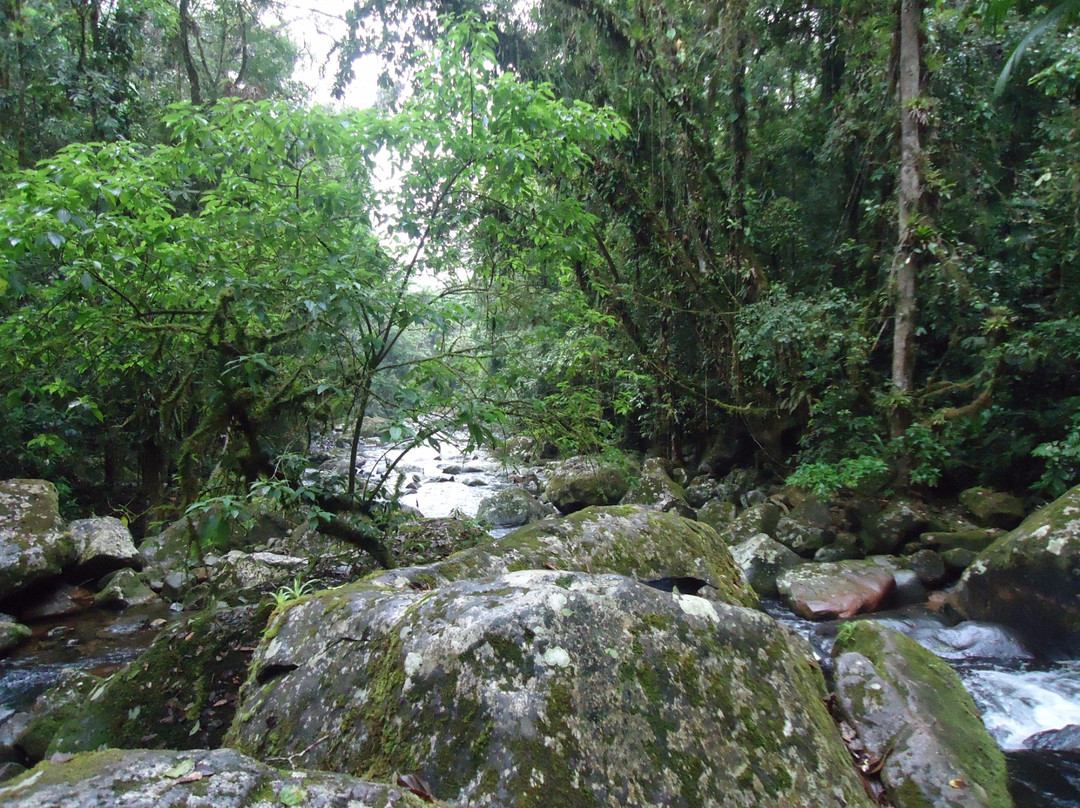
[228,570,871,808]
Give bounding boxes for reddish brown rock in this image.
[777,560,896,620]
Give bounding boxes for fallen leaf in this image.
[213,699,229,707]
[948,778,967,789]
[184,632,195,642]
[397,772,436,803]
[164,758,196,779]
[278,784,306,805]
[177,771,204,784]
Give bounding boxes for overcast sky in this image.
[276,1,379,108]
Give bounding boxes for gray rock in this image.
[814,531,861,563]
[620,457,695,517]
[730,533,801,598]
[860,500,942,556]
[543,455,636,514]
[0,620,31,658]
[696,497,738,533]
[68,517,139,578]
[18,583,93,621]
[721,501,780,545]
[376,505,755,609]
[774,516,830,557]
[959,487,1026,530]
[684,477,720,507]
[47,605,268,755]
[92,569,157,610]
[15,670,102,762]
[1023,724,1080,751]
[834,620,1013,808]
[0,480,76,601]
[229,570,873,808]
[777,560,895,620]
[0,747,441,807]
[206,550,308,601]
[901,548,949,587]
[952,482,1080,657]
[476,488,552,528]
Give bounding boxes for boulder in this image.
[777,560,895,620]
[140,507,295,588]
[685,477,720,508]
[0,480,76,601]
[0,616,31,658]
[1024,724,1080,751]
[92,569,157,609]
[951,482,1080,657]
[859,500,942,556]
[68,517,139,578]
[959,487,1026,530]
[721,501,781,545]
[205,550,308,603]
[228,570,873,808]
[620,458,695,517]
[476,488,552,528]
[730,534,802,599]
[695,498,738,533]
[774,516,830,557]
[376,506,756,610]
[17,583,94,621]
[543,455,636,514]
[388,517,489,567]
[46,605,268,755]
[14,669,102,762]
[833,620,1013,808]
[920,529,1002,554]
[0,747,443,807]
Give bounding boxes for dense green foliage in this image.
[2,0,1080,540]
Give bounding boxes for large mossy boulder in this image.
[0,480,76,601]
[375,505,755,609]
[833,620,1013,808]
[228,571,873,808]
[543,455,636,514]
[951,483,1080,657]
[46,605,269,755]
[0,748,443,807]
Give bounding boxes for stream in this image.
[2,440,1079,805]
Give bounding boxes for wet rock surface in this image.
[0,747,443,807]
[833,620,1013,808]
[952,483,1080,657]
[777,559,896,619]
[229,570,873,808]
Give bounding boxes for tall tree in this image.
[890,0,925,440]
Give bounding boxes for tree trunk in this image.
[890,0,923,440]
[179,0,202,104]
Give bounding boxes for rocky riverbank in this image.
[0,446,1078,806]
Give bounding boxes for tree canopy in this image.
[2,0,1080,557]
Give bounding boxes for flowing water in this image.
[761,601,1080,806]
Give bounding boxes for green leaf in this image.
[278,784,306,806]
[164,758,196,779]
